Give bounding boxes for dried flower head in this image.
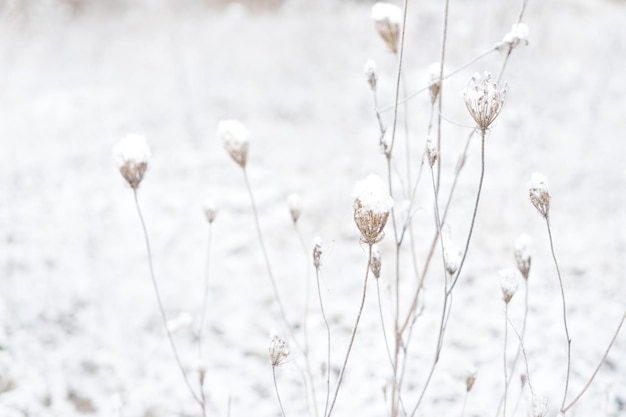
[313,236,323,268]
[463,71,507,132]
[428,62,444,103]
[497,22,529,51]
[443,241,462,276]
[363,59,378,91]
[202,199,218,224]
[528,173,550,218]
[353,174,394,245]
[499,268,520,304]
[465,371,477,392]
[370,244,382,278]
[112,133,151,189]
[269,332,290,367]
[425,138,438,167]
[371,2,402,54]
[514,233,532,279]
[287,193,302,224]
[218,119,250,168]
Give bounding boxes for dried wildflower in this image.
[287,193,302,224]
[463,71,507,132]
[203,199,218,224]
[353,174,394,245]
[443,241,462,276]
[269,332,289,367]
[425,138,438,167]
[499,268,520,304]
[370,244,382,278]
[528,173,550,218]
[428,62,444,104]
[465,371,477,392]
[218,119,250,168]
[112,133,151,189]
[363,59,378,91]
[371,2,402,54]
[497,22,529,51]
[312,237,323,268]
[514,234,532,279]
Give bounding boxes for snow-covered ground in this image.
[1,0,625,416]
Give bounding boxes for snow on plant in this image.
[203,198,218,224]
[268,332,290,368]
[514,233,532,279]
[463,71,508,132]
[500,268,520,304]
[287,193,303,224]
[312,236,323,268]
[370,244,382,279]
[529,173,551,218]
[371,2,402,54]
[363,58,378,91]
[112,133,150,189]
[428,61,445,103]
[352,174,394,245]
[219,119,250,168]
[497,22,529,51]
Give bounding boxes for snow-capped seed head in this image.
[372,2,402,54]
[203,199,218,224]
[499,268,520,304]
[528,173,550,218]
[287,193,303,224]
[218,119,250,168]
[497,22,529,52]
[312,236,323,268]
[269,332,289,367]
[425,138,438,167]
[428,62,444,103]
[443,241,462,276]
[514,233,532,279]
[463,71,508,132]
[353,174,394,245]
[465,371,477,392]
[363,59,378,91]
[370,244,382,278]
[112,133,151,189]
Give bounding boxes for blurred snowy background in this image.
[1,0,625,416]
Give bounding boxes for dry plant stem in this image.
[507,316,536,397]
[132,190,204,410]
[435,0,450,194]
[198,225,213,360]
[503,303,510,417]
[243,169,295,343]
[326,245,373,417]
[545,217,572,410]
[386,0,408,156]
[562,309,626,413]
[315,265,332,417]
[461,390,468,417]
[273,366,287,417]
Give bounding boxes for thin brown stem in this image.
[386,0,409,156]
[503,303,510,417]
[315,265,332,417]
[198,225,213,360]
[273,366,287,417]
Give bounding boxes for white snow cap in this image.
[353,174,394,214]
[428,61,446,81]
[363,59,377,78]
[499,268,520,303]
[218,119,250,167]
[112,133,150,168]
[514,234,532,262]
[499,22,529,50]
[528,172,548,192]
[371,2,402,24]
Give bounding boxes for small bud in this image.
[370,244,382,278]
[371,2,402,54]
[353,174,394,245]
[462,71,507,132]
[112,133,151,189]
[313,237,323,268]
[268,331,289,367]
[465,371,477,392]
[425,138,438,167]
[528,173,550,218]
[363,59,378,91]
[514,234,532,279]
[520,373,527,387]
[443,242,461,276]
[428,62,444,104]
[496,22,529,52]
[218,119,250,168]
[287,193,302,224]
[203,199,218,224]
[499,268,520,304]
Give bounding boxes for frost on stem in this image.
[269,332,290,367]
[203,198,218,224]
[370,244,382,279]
[499,269,520,304]
[287,193,302,224]
[528,173,550,218]
[371,2,402,54]
[112,133,151,189]
[496,22,529,52]
[514,233,532,279]
[363,59,378,91]
[463,71,508,132]
[353,174,394,245]
[312,236,323,268]
[218,119,250,168]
